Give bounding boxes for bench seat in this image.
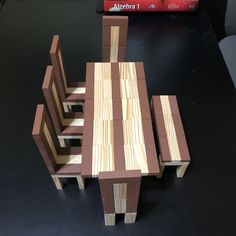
[151,95,190,178]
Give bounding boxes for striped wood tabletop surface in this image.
[82,62,160,177]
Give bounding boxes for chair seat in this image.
[62,125,83,135]
[58,146,82,155]
[65,93,85,102]
[64,112,84,119]
[219,35,236,88]
[56,164,82,174]
[68,81,86,88]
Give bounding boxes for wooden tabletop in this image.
[82,62,160,177]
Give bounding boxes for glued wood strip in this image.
[119,63,149,174]
[95,63,112,80]
[58,49,68,92]
[52,82,84,127]
[121,98,142,120]
[120,79,139,98]
[92,145,115,177]
[92,63,115,176]
[43,123,81,164]
[119,63,137,80]
[160,96,181,161]
[110,26,119,62]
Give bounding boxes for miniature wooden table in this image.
[81,62,160,225]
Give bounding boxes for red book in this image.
[104,0,199,12]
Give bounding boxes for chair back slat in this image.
[102,16,128,62]
[42,66,64,134]
[32,105,58,174]
[50,35,68,97]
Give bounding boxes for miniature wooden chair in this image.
[151,96,191,178]
[42,65,84,147]
[50,35,86,112]
[32,104,84,190]
[102,16,128,62]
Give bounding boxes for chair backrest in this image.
[32,105,83,175]
[50,35,69,98]
[42,65,65,134]
[102,16,128,62]
[32,104,60,174]
[225,0,236,35]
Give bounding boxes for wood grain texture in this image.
[119,63,137,80]
[58,48,85,95]
[110,26,119,62]
[160,96,182,161]
[119,63,149,174]
[120,79,139,98]
[52,81,84,127]
[124,213,137,224]
[92,63,115,176]
[82,62,159,176]
[104,214,115,226]
[113,183,127,213]
[44,122,82,164]
[92,145,115,177]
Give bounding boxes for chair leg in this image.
[63,103,69,112]
[76,176,85,190]
[58,137,66,147]
[52,176,63,190]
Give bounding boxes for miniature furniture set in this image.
[32,15,191,226]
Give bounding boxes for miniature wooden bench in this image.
[151,96,190,178]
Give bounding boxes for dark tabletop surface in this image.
[1,0,236,235]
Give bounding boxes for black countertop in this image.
[0,1,236,235]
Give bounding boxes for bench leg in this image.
[176,163,189,178]
[104,213,115,226]
[76,176,85,190]
[157,163,165,178]
[52,176,63,190]
[125,213,137,224]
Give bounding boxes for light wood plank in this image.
[122,120,145,145]
[58,49,68,91]
[52,82,84,126]
[92,64,115,176]
[110,26,119,62]
[94,63,112,80]
[120,79,139,98]
[93,120,114,145]
[119,62,137,80]
[43,123,82,164]
[92,145,115,177]
[113,183,127,213]
[160,96,181,161]
[121,98,142,120]
[94,80,113,98]
[124,213,137,224]
[124,144,148,174]
[104,214,115,226]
